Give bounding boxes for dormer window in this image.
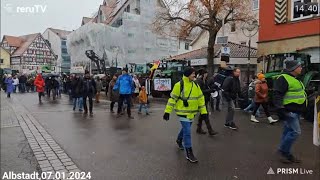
[125,5,130,12]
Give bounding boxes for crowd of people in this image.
[164,60,306,164]
[1,60,307,165]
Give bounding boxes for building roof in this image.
[12,33,40,56]
[170,42,257,60]
[48,28,72,39]
[82,17,93,25]
[3,35,24,47]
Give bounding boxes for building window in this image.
[230,22,236,32]
[36,43,43,48]
[46,51,51,56]
[252,0,259,10]
[125,5,130,12]
[27,49,33,54]
[61,40,67,46]
[62,48,68,54]
[291,0,313,21]
[0,59,3,64]
[240,41,247,45]
[185,43,190,50]
[36,50,41,55]
[128,33,134,38]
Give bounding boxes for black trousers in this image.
[252,102,270,117]
[83,95,93,113]
[197,101,213,131]
[117,94,132,116]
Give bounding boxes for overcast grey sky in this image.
[1,0,102,37]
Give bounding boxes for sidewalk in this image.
[0,93,39,177]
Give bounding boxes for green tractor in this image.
[264,53,320,121]
[151,59,189,98]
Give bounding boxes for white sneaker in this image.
[268,117,278,124]
[250,115,259,123]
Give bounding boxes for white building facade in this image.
[42,28,72,73]
[67,0,179,69]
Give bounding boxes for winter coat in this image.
[13,78,19,86]
[34,75,45,93]
[139,89,148,104]
[5,78,14,93]
[108,80,119,102]
[254,81,269,103]
[82,78,96,97]
[19,75,27,84]
[95,80,102,92]
[71,78,84,98]
[196,77,215,103]
[113,74,134,95]
[133,78,141,93]
[222,76,241,101]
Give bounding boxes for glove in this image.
[200,114,208,120]
[163,113,170,121]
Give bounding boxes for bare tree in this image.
[153,0,253,74]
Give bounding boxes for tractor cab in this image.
[263,52,320,121]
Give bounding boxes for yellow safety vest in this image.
[281,74,307,105]
[165,76,207,120]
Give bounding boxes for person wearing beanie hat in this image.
[195,70,218,135]
[250,74,278,124]
[183,67,196,77]
[273,60,305,164]
[163,66,207,163]
[284,60,301,72]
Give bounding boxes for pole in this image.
[247,37,251,85]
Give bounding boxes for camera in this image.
[183,99,189,107]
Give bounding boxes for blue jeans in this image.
[138,103,149,113]
[73,97,83,110]
[279,112,301,156]
[244,99,261,116]
[177,119,193,148]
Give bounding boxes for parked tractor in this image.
[263,53,320,121]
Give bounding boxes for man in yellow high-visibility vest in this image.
[163,67,207,163]
[273,60,307,164]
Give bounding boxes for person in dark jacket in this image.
[195,70,218,136]
[19,74,27,93]
[71,75,84,112]
[222,67,241,130]
[273,60,306,164]
[83,72,96,116]
[108,75,119,113]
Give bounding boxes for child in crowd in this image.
[138,86,149,115]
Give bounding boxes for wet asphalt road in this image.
[10,93,320,180]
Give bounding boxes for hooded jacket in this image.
[34,74,45,92]
[254,80,269,103]
[222,75,241,101]
[113,74,134,95]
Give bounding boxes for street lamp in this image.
[241,19,259,85]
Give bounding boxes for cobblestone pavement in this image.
[2,93,320,180]
[2,94,89,180]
